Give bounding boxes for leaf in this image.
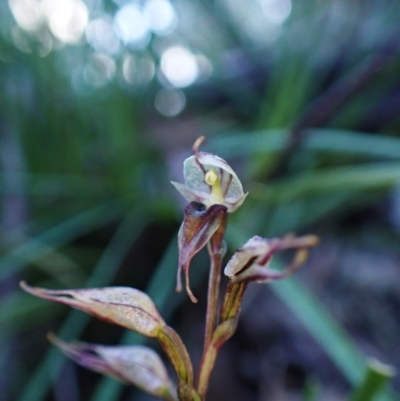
[20,283,165,337]
[0,203,122,282]
[49,335,177,400]
[270,275,398,401]
[250,162,400,204]
[349,359,396,401]
[89,236,208,401]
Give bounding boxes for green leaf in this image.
[0,203,123,281]
[210,129,400,160]
[270,273,398,401]
[349,359,396,401]
[250,162,400,204]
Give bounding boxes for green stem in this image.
[196,213,227,398]
[177,380,202,401]
[204,247,222,348]
[157,325,194,386]
[220,281,248,322]
[197,344,218,397]
[197,317,239,397]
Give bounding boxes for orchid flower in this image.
[224,234,319,283]
[171,137,247,213]
[172,137,247,302]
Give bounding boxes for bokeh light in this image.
[42,0,89,43]
[154,88,186,116]
[143,0,177,35]
[122,54,155,86]
[113,3,150,49]
[8,0,43,31]
[260,0,292,24]
[160,46,198,88]
[86,18,121,55]
[84,53,116,87]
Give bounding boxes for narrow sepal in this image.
[20,282,165,337]
[224,234,319,284]
[49,334,177,400]
[177,202,227,302]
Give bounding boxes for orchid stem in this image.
[196,214,227,398]
[204,213,227,349]
[204,246,222,348]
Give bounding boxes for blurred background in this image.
[1,0,400,400]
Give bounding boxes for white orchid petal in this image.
[172,146,247,212]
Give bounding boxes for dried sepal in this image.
[177,201,227,303]
[49,334,177,400]
[224,234,319,284]
[171,136,247,213]
[20,283,165,337]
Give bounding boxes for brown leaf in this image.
[49,334,177,400]
[20,283,165,337]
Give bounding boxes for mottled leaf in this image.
[20,283,165,337]
[49,335,177,400]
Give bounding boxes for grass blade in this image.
[349,359,396,401]
[0,203,123,281]
[250,162,400,203]
[270,273,398,401]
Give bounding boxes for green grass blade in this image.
[250,162,400,204]
[0,203,123,281]
[271,274,366,383]
[270,273,398,401]
[210,129,400,160]
[349,359,396,401]
[306,129,400,159]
